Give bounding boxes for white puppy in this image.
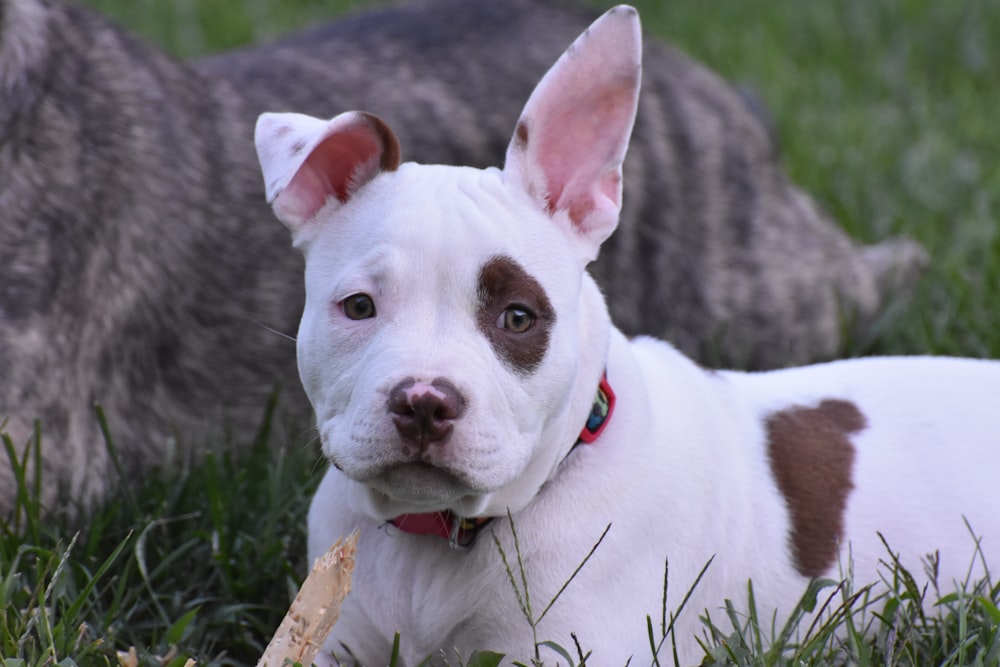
[254,6,1000,665]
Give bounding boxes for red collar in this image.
[388,373,615,548]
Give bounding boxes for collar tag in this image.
[578,373,615,444]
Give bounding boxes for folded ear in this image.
[503,5,641,260]
[254,110,401,238]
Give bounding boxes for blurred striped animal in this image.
[0,0,927,515]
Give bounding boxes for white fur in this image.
[255,6,1000,665]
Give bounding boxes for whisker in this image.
[253,320,297,343]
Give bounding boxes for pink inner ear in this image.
[277,112,401,224]
[279,124,387,222]
[313,126,383,203]
[499,5,640,250]
[534,82,636,230]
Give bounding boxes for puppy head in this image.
[254,6,641,521]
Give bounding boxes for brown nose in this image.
[387,378,466,449]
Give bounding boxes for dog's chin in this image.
[361,462,490,517]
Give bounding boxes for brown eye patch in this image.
[476,256,555,375]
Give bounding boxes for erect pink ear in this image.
[503,5,641,259]
[254,110,401,236]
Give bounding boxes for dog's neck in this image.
[388,374,616,548]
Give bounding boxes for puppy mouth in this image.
[367,461,482,504]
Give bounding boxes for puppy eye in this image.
[341,293,376,320]
[496,305,535,333]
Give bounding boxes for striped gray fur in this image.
[0,0,927,514]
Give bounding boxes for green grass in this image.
[1,405,321,666]
[4,0,1000,665]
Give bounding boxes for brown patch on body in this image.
[766,399,866,578]
[476,256,554,375]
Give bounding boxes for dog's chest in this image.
[351,527,534,659]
